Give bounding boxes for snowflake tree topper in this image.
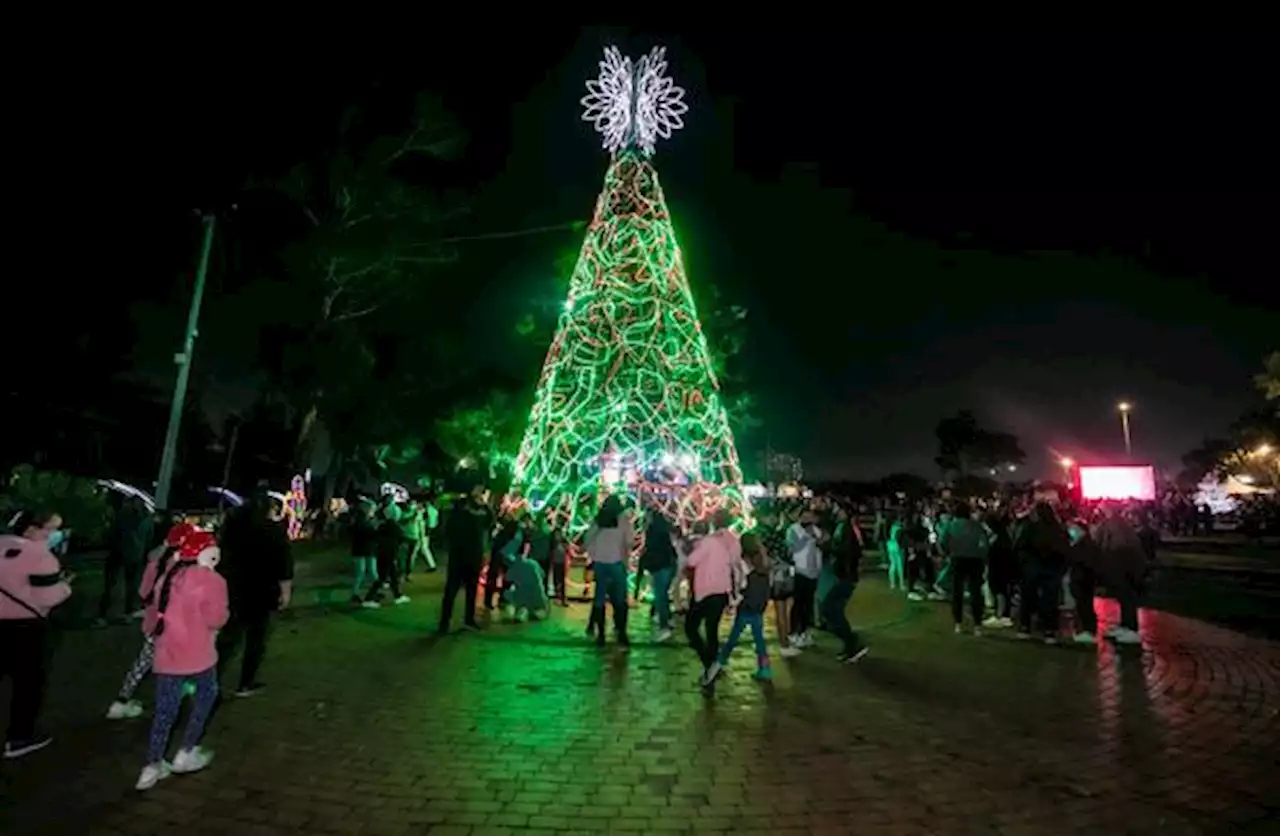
[582,46,688,157]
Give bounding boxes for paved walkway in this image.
[2,568,1278,835]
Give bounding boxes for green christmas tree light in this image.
[511,46,749,535]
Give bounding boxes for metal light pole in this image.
[154,214,217,510]
[1118,401,1133,459]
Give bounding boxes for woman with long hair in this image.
[583,494,634,647]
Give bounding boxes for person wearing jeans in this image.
[136,530,228,790]
[641,511,678,641]
[684,511,741,691]
[714,531,772,679]
[937,502,990,635]
[584,496,634,647]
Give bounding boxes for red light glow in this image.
[1078,465,1156,501]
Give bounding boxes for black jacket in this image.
[446,500,493,566]
[218,508,294,613]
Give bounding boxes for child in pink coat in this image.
[136,530,229,790]
[107,522,198,720]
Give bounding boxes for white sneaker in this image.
[394,595,411,605]
[1113,627,1141,645]
[780,646,802,658]
[954,624,966,635]
[927,591,947,602]
[361,600,381,609]
[655,628,673,643]
[107,700,144,720]
[135,761,171,790]
[1103,625,1121,639]
[982,616,1004,628]
[171,746,213,774]
[700,661,723,685]
[999,617,1014,628]
[906,591,924,602]
[128,609,146,621]
[1073,631,1096,645]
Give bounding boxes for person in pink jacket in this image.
[106,521,199,721]
[683,510,742,693]
[136,529,229,790]
[0,510,74,759]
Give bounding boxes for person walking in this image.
[348,499,379,605]
[216,489,294,697]
[364,496,409,607]
[438,484,492,634]
[712,532,773,680]
[820,510,869,664]
[937,502,990,635]
[134,530,228,790]
[0,510,73,759]
[685,511,741,692]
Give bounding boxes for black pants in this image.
[552,557,567,602]
[821,579,861,655]
[0,619,48,741]
[216,608,271,690]
[1107,569,1141,631]
[484,553,507,609]
[99,551,141,618]
[367,542,402,601]
[1070,564,1097,634]
[950,556,985,626]
[791,575,818,635]
[439,560,481,630]
[988,553,1017,618]
[685,593,729,668]
[1019,563,1062,636]
[906,549,936,590]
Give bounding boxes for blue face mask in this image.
[45,529,66,551]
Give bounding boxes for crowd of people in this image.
[0,490,293,792]
[0,478,1232,790]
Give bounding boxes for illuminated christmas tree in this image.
[511,46,748,535]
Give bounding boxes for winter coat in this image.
[0,535,72,620]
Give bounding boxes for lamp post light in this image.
[1059,456,1074,486]
[1117,401,1133,459]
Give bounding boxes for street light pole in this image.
[154,213,217,511]
[1118,401,1133,459]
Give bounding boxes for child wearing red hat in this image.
[107,522,198,721]
[136,529,229,790]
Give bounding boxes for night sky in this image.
[37,31,1278,483]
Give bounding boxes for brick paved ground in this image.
[2,558,1278,835]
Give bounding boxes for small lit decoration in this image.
[282,475,307,540]
[1194,478,1237,515]
[581,46,688,158]
[513,46,747,537]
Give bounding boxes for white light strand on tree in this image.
[581,46,687,157]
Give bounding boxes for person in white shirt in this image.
[786,509,825,647]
